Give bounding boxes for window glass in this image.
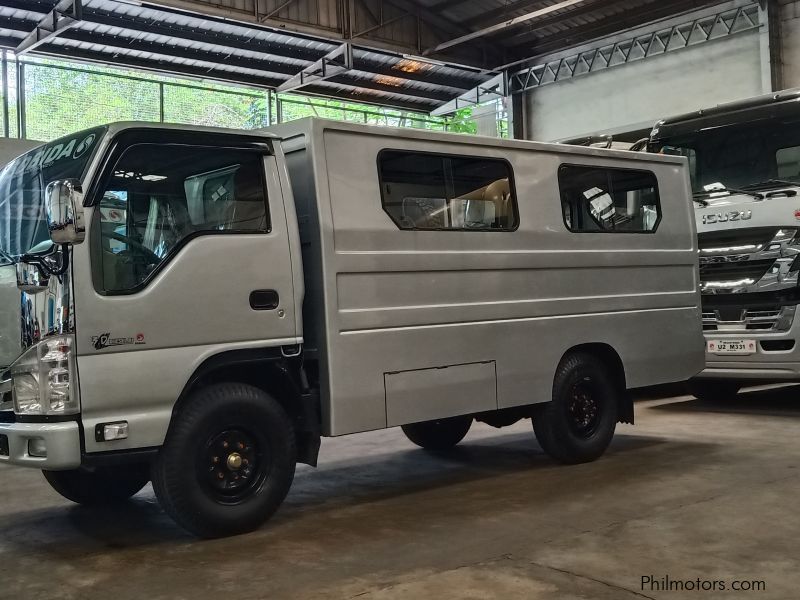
[777,146,800,180]
[559,165,660,233]
[379,151,517,231]
[96,144,268,292]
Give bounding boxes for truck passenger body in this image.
[0,119,703,536]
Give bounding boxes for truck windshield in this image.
[0,126,105,262]
[653,119,800,194]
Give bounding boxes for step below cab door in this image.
[73,128,299,453]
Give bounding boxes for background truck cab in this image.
[649,89,800,400]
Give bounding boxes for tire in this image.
[533,352,619,464]
[151,383,296,538]
[401,415,472,451]
[687,379,741,402]
[43,464,150,505]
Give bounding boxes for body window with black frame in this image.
[95,144,268,293]
[379,151,518,231]
[559,165,660,233]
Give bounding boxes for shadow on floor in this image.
[633,382,691,401]
[651,384,800,417]
[0,430,714,552]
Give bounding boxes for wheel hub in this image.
[200,429,265,503]
[568,379,601,438]
[226,452,243,470]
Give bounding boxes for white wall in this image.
[525,29,764,141]
[781,1,800,88]
[0,138,41,167]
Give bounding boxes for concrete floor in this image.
[2,386,800,600]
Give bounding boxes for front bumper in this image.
[700,311,800,379]
[0,418,81,470]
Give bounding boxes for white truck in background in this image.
[647,90,800,399]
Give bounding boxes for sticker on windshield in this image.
[16,131,99,176]
[73,133,96,159]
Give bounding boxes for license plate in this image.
[707,339,756,355]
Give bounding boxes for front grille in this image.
[703,305,795,331]
[698,227,779,250]
[699,258,775,283]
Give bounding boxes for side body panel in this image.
[275,120,703,437]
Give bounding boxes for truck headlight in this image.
[10,336,78,416]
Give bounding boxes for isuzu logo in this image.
[702,210,752,224]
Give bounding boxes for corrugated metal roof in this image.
[0,0,733,113]
[0,0,488,113]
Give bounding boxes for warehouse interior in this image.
[1,1,800,598]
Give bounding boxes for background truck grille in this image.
[698,258,775,283]
[702,305,795,331]
[698,227,779,250]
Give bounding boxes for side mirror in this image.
[16,261,49,293]
[46,179,85,245]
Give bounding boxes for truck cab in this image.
[649,90,800,399]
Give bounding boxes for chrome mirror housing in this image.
[16,261,49,293]
[46,179,85,245]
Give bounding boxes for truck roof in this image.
[651,87,800,141]
[103,120,282,140]
[266,117,687,166]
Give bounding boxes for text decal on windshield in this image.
[16,132,98,176]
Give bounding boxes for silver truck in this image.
[0,119,703,537]
[648,90,800,400]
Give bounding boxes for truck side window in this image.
[95,144,268,293]
[379,150,518,231]
[559,165,660,233]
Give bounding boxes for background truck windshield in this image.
[0,126,105,261]
[654,119,800,193]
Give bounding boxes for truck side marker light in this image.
[95,421,129,442]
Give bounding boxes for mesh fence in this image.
[277,95,448,130]
[0,57,495,142]
[163,84,268,129]
[23,63,161,140]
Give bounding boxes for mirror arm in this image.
[20,244,70,277]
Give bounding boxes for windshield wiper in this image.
[694,186,764,201]
[741,179,800,191]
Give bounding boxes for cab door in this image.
[73,130,299,453]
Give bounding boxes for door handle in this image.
[250,289,280,311]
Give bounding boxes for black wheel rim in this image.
[567,377,602,438]
[198,428,270,505]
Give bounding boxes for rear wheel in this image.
[402,416,472,451]
[687,379,741,402]
[43,464,150,505]
[151,383,296,538]
[533,352,619,464]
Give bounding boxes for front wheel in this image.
[533,352,619,464]
[151,383,296,538]
[687,379,741,402]
[401,415,472,451]
[43,464,150,505]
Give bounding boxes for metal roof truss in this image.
[15,0,81,55]
[433,1,761,116]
